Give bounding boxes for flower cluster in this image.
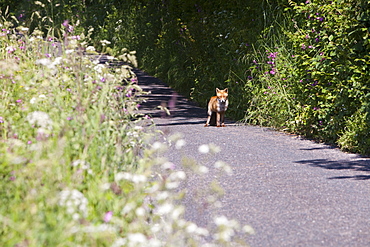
[266,51,278,75]
[58,189,88,220]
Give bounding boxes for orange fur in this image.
[204,88,228,127]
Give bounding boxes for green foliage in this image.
[3,0,369,155]
[285,0,370,148]
[0,8,253,246]
[89,0,370,154]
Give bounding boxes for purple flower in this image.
[16,99,22,103]
[67,117,73,121]
[301,44,306,50]
[62,20,69,27]
[311,81,319,86]
[0,117,4,123]
[130,78,138,83]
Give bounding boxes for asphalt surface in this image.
[134,68,370,247]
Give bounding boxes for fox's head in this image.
[216,88,228,103]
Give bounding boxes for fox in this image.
[204,88,228,127]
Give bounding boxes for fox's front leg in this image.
[220,112,226,127]
[216,112,221,127]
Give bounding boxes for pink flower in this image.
[104,211,113,223]
[6,46,16,53]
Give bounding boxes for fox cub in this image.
[204,88,228,127]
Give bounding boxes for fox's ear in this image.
[216,88,220,93]
[224,88,228,93]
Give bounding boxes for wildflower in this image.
[198,165,209,174]
[175,139,186,149]
[104,211,113,223]
[6,46,16,53]
[130,77,138,83]
[71,160,91,170]
[26,111,53,131]
[67,117,72,121]
[243,225,255,235]
[0,117,4,123]
[198,144,210,154]
[86,46,96,52]
[100,40,111,46]
[59,189,88,219]
[16,99,22,103]
[301,44,306,50]
[36,58,52,67]
[45,53,51,58]
[162,161,176,170]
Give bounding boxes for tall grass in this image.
[0,9,253,246]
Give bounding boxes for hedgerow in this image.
[79,0,370,154]
[0,5,253,246]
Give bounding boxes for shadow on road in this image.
[294,159,370,180]
[134,68,234,127]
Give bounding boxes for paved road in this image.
[134,68,370,246]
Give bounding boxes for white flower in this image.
[71,160,91,170]
[243,225,255,235]
[214,215,229,226]
[132,174,147,184]
[36,58,52,67]
[157,203,173,215]
[198,144,210,154]
[135,207,145,217]
[162,161,175,170]
[169,171,186,180]
[115,172,132,181]
[86,46,96,52]
[100,40,111,46]
[127,233,146,244]
[93,64,105,73]
[198,165,209,174]
[59,189,88,219]
[111,238,127,247]
[26,111,53,130]
[175,139,186,149]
